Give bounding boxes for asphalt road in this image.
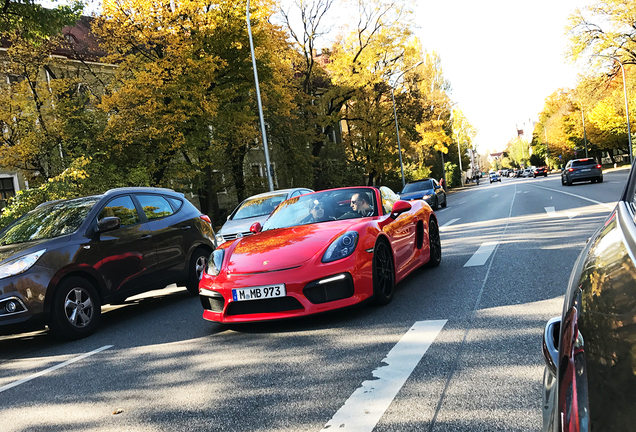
[0,168,630,432]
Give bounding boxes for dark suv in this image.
[561,158,602,185]
[0,187,216,340]
[542,166,636,431]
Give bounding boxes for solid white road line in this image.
[545,206,556,217]
[440,218,460,230]
[0,345,113,394]
[464,241,499,267]
[320,320,447,432]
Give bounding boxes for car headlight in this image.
[0,249,46,280]
[215,234,226,246]
[422,194,432,200]
[322,231,359,263]
[206,249,224,276]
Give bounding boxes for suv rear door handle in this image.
[181,226,191,230]
[140,234,152,240]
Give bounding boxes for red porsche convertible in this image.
[199,186,441,323]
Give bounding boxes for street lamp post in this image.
[390,61,423,190]
[581,108,588,158]
[457,140,464,187]
[592,55,633,164]
[246,0,274,191]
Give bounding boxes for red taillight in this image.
[200,215,212,224]
[568,168,575,172]
[596,164,601,169]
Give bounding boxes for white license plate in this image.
[581,168,591,172]
[232,284,286,301]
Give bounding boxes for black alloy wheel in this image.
[433,196,439,210]
[427,219,442,268]
[597,176,603,183]
[561,176,566,186]
[49,277,101,340]
[372,240,395,305]
[186,247,210,295]
[441,194,447,208]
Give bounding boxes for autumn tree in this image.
[0,32,110,186]
[412,52,454,181]
[0,0,83,41]
[92,0,309,223]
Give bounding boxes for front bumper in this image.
[0,266,53,335]
[199,256,373,324]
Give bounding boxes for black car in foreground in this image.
[0,187,216,340]
[542,165,636,431]
[561,158,603,185]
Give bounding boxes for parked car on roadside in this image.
[397,178,447,210]
[0,187,216,340]
[561,158,603,186]
[542,165,636,431]
[215,188,313,246]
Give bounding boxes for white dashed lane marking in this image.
[0,345,113,394]
[440,218,460,231]
[464,242,498,267]
[321,320,447,432]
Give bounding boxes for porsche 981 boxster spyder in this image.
[199,186,441,323]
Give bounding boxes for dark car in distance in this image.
[0,187,216,340]
[542,165,636,431]
[533,166,548,177]
[397,178,447,210]
[561,158,603,185]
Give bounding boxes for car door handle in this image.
[140,234,152,240]
[181,226,191,230]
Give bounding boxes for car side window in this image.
[99,196,140,226]
[166,196,183,211]
[136,195,174,220]
[379,186,397,215]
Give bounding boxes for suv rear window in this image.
[572,159,596,167]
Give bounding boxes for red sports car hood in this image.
[225,221,359,273]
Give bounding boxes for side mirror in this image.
[96,216,121,234]
[249,221,262,234]
[390,200,412,219]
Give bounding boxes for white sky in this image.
[414,0,593,154]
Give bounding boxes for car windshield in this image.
[402,180,433,193]
[0,196,100,246]
[233,193,287,220]
[263,188,377,230]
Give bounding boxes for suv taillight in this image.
[596,164,601,169]
[200,215,212,224]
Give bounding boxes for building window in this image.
[0,177,16,210]
[251,164,262,178]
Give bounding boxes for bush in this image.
[444,162,461,188]
[0,158,94,230]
